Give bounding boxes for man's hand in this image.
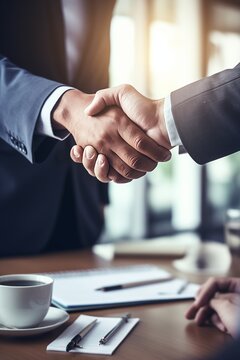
[85,84,171,149]
[70,85,173,182]
[185,277,240,337]
[53,89,171,183]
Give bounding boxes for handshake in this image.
[53,84,173,183]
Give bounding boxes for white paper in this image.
[47,265,199,310]
[47,314,139,355]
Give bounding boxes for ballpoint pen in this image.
[177,281,189,294]
[96,276,174,291]
[66,319,98,352]
[99,314,130,345]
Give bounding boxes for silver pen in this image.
[66,319,98,352]
[96,276,174,291]
[99,314,130,345]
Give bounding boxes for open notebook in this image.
[45,265,199,311]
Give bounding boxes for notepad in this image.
[45,265,199,311]
[47,314,139,355]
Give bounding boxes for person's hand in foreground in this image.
[185,277,240,337]
[70,85,173,182]
[52,89,171,183]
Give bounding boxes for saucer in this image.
[0,307,69,337]
[173,241,231,275]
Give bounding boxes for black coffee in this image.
[0,280,44,286]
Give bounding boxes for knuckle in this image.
[118,115,128,130]
[122,169,136,179]
[121,84,133,93]
[95,89,104,98]
[97,128,113,144]
[113,107,124,120]
[117,163,133,179]
[95,138,105,153]
[133,136,145,151]
[128,155,145,170]
[128,156,156,173]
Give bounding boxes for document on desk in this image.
[47,265,199,311]
[47,314,139,355]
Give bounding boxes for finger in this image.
[185,303,200,320]
[118,120,171,163]
[111,141,159,173]
[196,277,239,300]
[195,305,213,326]
[108,167,133,184]
[70,145,84,163]
[82,146,98,176]
[105,129,160,173]
[214,292,240,305]
[83,145,133,183]
[186,277,237,320]
[107,149,147,180]
[94,154,111,183]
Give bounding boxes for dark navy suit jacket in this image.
[0,0,115,256]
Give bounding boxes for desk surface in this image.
[0,249,238,360]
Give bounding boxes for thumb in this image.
[85,96,107,116]
[85,88,120,116]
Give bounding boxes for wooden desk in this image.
[0,250,238,360]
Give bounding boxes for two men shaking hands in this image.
[52,63,240,184]
[52,84,174,184]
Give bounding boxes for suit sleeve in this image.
[0,56,65,163]
[171,63,240,164]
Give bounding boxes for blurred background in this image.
[101,0,240,244]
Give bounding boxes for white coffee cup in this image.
[0,274,53,329]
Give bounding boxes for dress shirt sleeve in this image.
[164,94,182,147]
[36,86,74,140]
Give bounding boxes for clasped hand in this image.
[59,85,173,183]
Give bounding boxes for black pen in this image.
[66,319,98,352]
[96,276,174,291]
[99,314,130,345]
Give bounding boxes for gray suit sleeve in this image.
[0,56,64,163]
[171,63,240,164]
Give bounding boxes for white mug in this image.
[0,274,53,329]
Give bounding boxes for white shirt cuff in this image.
[164,94,182,147]
[36,86,74,140]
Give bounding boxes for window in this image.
[202,1,240,240]
[102,0,240,242]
